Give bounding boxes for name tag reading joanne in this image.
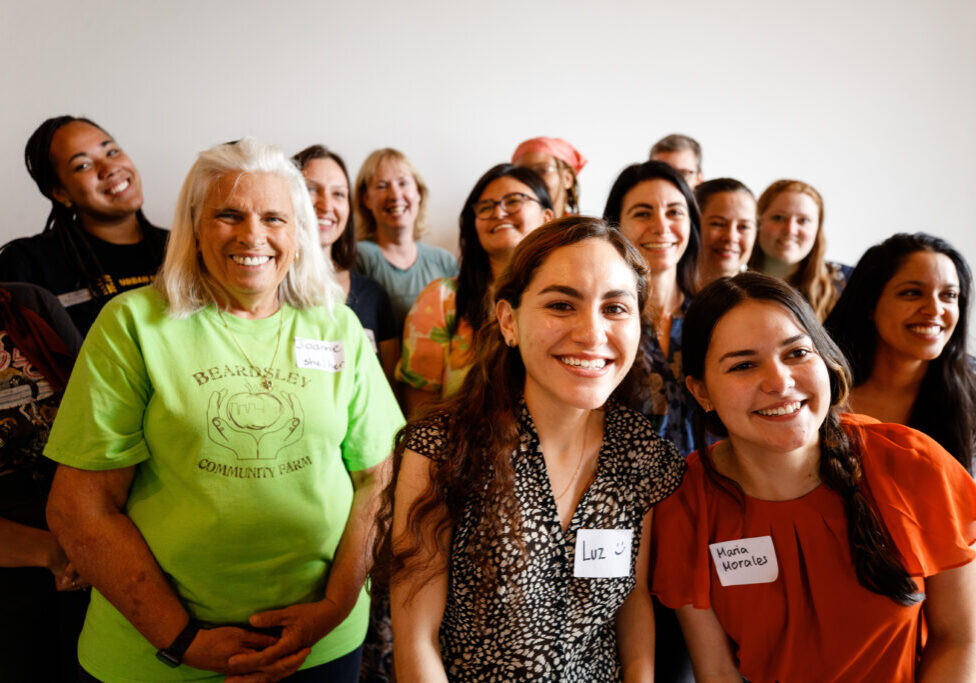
[573,529,633,578]
[294,338,345,372]
[709,535,779,587]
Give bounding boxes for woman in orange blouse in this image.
[651,272,976,682]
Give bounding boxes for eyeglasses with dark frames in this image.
[473,192,541,219]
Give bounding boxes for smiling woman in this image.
[651,272,976,682]
[43,138,403,682]
[376,217,684,681]
[748,179,851,320]
[0,116,168,334]
[825,232,976,472]
[353,148,458,331]
[397,163,552,417]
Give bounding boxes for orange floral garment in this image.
[396,277,474,398]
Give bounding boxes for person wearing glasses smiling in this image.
[397,164,552,417]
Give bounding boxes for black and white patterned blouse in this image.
[405,400,686,681]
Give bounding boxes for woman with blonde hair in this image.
[354,148,457,331]
[748,179,850,319]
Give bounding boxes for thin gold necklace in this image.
[216,306,285,390]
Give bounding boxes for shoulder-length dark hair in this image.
[602,160,700,299]
[748,179,838,319]
[291,144,357,271]
[682,272,921,606]
[825,232,975,472]
[374,216,648,601]
[22,115,153,302]
[455,163,552,333]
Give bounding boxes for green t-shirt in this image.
[45,287,404,682]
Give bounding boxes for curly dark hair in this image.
[825,232,974,472]
[373,216,649,605]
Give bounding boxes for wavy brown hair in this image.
[372,216,649,603]
[749,179,839,320]
[683,273,922,605]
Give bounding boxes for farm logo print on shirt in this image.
[198,384,311,480]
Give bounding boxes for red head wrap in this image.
[511,137,587,175]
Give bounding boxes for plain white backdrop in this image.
[1,0,974,276]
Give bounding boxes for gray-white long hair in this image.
[156,137,339,317]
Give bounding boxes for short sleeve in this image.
[851,416,976,577]
[402,413,450,461]
[340,309,406,471]
[44,296,153,470]
[650,454,715,610]
[613,405,686,510]
[396,277,456,393]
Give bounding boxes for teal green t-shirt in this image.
[45,287,404,682]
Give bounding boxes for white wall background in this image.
[1,0,974,275]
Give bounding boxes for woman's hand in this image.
[180,626,278,676]
[222,600,340,679]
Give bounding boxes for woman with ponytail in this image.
[379,217,684,681]
[651,272,976,682]
[0,116,167,334]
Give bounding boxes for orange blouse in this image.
[651,414,976,683]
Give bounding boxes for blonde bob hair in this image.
[156,137,339,318]
[354,147,428,241]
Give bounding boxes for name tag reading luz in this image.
[294,337,345,372]
[573,529,633,578]
[709,535,779,586]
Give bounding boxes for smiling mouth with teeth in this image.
[559,356,608,370]
[907,324,943,336]
[755,401,802,417]
[231,255,272,266]
[107,179,130,195]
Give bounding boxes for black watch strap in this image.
[155,619,200,668]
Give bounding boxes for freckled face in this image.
[497,239,642,413]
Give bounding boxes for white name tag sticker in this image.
[573,529,633,578]
[294,338,345,372]
[58,288,93,308]
[709,535,779,587]
[364,328,378,353]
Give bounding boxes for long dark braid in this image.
[23,115,141,301]
[684,273,922,606]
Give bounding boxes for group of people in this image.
[0,116,974,683]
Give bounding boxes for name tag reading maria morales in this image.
[294,338,345,372]
[709,536,779,587]
[573,529,633,578]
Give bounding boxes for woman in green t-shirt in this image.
[45,138,403,682]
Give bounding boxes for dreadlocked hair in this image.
[24,115,147,301]
[683,273,922,606]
